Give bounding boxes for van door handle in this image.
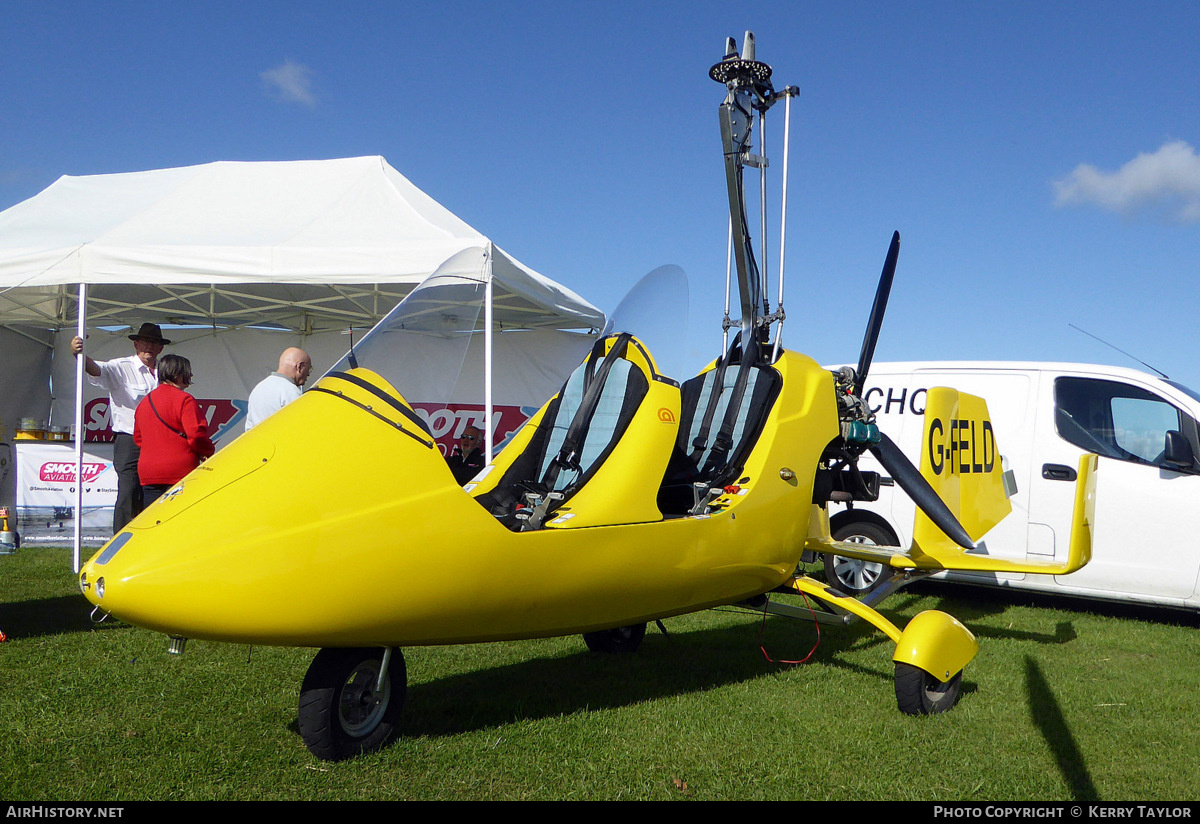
[1042,463,1077,482]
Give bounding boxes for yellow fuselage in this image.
[79,351,840,648]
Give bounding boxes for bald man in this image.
[244,347,313,432]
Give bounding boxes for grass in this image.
[2,547,1198,801]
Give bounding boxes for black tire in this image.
[824,520,897,594]
[298,647,406,761]
[894,661,963,715]
[582,623,646,653]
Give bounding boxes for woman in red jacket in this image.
[134,354,215,508]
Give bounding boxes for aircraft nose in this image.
[78,531,133,611]
[79,532,133,602]
[67,367,464,645]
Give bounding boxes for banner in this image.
[82,397,248,444]
[14,441,116,542]
[410,403,539,458]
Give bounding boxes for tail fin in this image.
[808,386,1094,576]
[912,386,1094,575]
[911,387,1012,558]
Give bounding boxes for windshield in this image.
[602,264,689,381]
[322,258,689,459]
[324,251,487,406]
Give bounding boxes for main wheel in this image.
[825,520,897,594]
[582,623,646,653]
[298,647,406,761]
[894,661,963,715]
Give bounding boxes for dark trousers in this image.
[141,484,171,509]
[111,432,143,532]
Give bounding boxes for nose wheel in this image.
[298,647,406,761]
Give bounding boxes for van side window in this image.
[1054,377,1182,466]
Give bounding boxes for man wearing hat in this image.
[71,322,170,531]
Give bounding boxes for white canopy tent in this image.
[0,156,604,567]
[0,156,601,332]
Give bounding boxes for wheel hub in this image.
[923,674,954,703]
[338,663,390,737]
[832,555,884,590]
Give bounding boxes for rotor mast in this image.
[710,33,795,354]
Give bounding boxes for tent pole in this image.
[484,248,494,461]
[73,283,87,573]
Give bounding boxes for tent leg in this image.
[73,283,87,573]
[484,256,494,462]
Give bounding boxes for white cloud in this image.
[260,60,317,107]
[1053,140,1200,223]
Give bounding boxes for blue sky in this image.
[3,1,1199,387]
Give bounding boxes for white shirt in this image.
[89,355,159,436]
[245,373,302,431]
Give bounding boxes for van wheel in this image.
[894,662,963,714]
[824,521,896,594]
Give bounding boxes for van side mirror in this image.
[1163,430,1196,472]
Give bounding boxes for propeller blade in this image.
[854,231,901,396]
[869,432,976,550]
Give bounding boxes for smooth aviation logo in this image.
[39,462,107,484]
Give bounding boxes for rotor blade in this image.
[854,230,900,395]
[869,432,976,550]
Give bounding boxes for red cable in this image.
[756,590,821,665]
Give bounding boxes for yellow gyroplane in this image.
[78,34,1096,761]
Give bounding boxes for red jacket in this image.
[134,384,216,485]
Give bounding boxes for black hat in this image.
[128,322,171,345]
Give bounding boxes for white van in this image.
[824,362,1200,613]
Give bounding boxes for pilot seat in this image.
[472,332,680,530]
[657,336,781,516]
